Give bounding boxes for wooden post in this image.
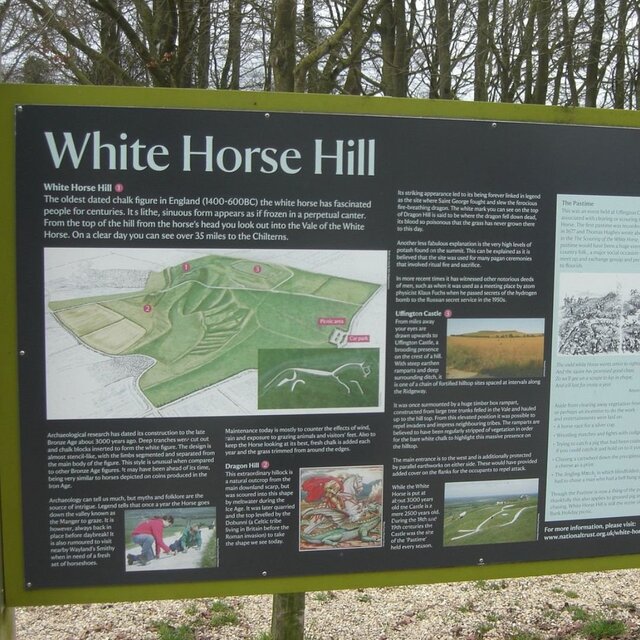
[0,606,14,640]
[271,592,305,640]
[0,488,15,640]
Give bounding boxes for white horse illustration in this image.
[264,361,371,395]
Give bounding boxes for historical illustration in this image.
[558,273,640,355]
[299,465,383,551]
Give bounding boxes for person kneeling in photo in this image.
[127,514,175,566]
[169,524,202,553]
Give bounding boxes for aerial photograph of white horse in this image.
[443,478,539,546]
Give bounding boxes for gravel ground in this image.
[15,570,640,639]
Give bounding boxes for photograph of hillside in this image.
[443,479,539,547]
[446,318,545,379]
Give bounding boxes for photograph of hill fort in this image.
[446,317,545,379]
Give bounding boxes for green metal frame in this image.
[2,83,640,607]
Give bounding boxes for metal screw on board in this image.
[262,571,268,577]
[264,113,270,119]
[17,105,23,113]
[491,122,497,128]
[26,582,32,589]
[478,558,485,565]
[19,350,26,356]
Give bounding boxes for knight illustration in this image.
[299,472,382,549]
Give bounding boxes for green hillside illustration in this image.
[49,255,380,407]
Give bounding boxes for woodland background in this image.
[1,1,638,108]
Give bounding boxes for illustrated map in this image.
[45,249,387,419]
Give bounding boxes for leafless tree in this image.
[6,0,640,107]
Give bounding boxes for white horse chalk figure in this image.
[264,361,372,395]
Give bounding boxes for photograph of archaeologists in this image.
[124,507,217,572]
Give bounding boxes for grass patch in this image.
[155,599,239,635]
[567,606,590,622]
[200,532,218,568]
[606,600,636,612]
[208,600,239,627]
[475,579,508,591]
[313,591,337,602]
[153,622,195,640]
[458,600,476,613]
[507,632,542,640]
[565,590,579,599]
[475,622,495,638]
[581,616,626,639]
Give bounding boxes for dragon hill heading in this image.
[43,131,377,176]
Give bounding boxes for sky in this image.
[447,317,545,336]
[445,478,539,500]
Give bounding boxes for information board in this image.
[4,90,640,603]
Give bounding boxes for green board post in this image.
[0,605,14,640]
[0,482,15,640]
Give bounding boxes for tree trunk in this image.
[271,0,296,91]
[585,0,605,106]
[271,592,305,640]
[195,0,211,88]
[474,0,489,101]
[635,2,640,108]
[295,0,368,92]
[343,0,363,94]
[521,0,537,103]
[220,0,242,89]
[379,0,410,97]
[301,0,320,92]
[434,0,452,98]
[95,13,120,84]
[533,0,550,104]
[392,0,409,96]
[613,0,628,108]
[552,0,582,105]
[498,0,510,101]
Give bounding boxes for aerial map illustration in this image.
[45,248,387,419]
